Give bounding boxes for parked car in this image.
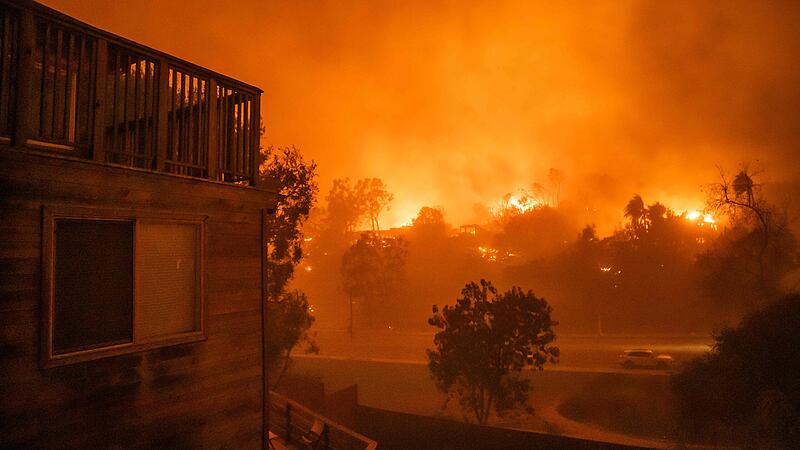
[618,349,674,369]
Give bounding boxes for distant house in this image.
[0,1,279,447]
[459,224,482,236]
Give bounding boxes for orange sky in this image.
[43,0,800,233]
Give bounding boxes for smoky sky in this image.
[43,0,800,232]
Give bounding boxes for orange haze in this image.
[43,0,800,233]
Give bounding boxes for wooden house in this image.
[0,1,279,447]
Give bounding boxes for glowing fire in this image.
[492,192,541,217]
[477,246,499,261]
[684,210,716,224]
[508,195,538,213]
[685,210,702,221]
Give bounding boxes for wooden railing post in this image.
[250,93,261,186]
[323,424,330,450]
[91,39,107,161]
[207,78,218,180]
[13,9,35,147]
[155,58,169,171]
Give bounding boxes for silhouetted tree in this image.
[266,290,319,389]
[623,194,646,233]
[578,224,598,244]
[324,178,366,235]
[647,202,668,222]
[530,182,549,207]
[503,223,619,333]
[704,166,798,309]
[548,168,564,208]
[259,145,318,302]
[341,233,408,331]
[494,206,577,260]
[412,206,445,227]
[427,280,559,424]
[320,177,393,234]
[672,294,800,448]
[411,206,447,239]
[356,178,393,231]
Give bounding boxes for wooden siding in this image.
[0,148,278,448]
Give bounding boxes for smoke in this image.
[44,0,800,234]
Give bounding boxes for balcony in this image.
[269,391,377,450]
[0,0,262,186]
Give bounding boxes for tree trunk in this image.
[348,293,354,340]
[271,349,292,390]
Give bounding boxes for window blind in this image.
[135,222,198,340]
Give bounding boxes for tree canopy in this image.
[356,178,393,231]
[259,145,319,388]
[324,178,364,235]
[427,280,559,424]
[341,233,408,329]
[411,206,447,239]
[701,166,798,311]
[672,293,800,448]
[265,290,319,389]
[259,145,318,302]
[321,177,394,236]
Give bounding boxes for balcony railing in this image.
[269,391,378,450]
[0,0,262,186]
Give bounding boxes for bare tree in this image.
[548,168,564,208]
[706,165,796,307]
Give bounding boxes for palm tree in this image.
[624,194,646,229]
[733,170,755,205]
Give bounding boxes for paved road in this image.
[309,329,713,372]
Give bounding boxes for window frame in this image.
[41,205,206,368]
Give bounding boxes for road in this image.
[308,329,713,372]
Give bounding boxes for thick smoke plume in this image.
[45,0,800,232]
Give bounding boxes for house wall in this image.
[0,148,275,448]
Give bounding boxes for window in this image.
[42,207,205,367]
[53,219,134,354]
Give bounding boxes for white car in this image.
[618,349,674,369]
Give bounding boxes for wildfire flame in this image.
[686,210,702,221]
[508,195,539,213]
[684,210,715,224]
